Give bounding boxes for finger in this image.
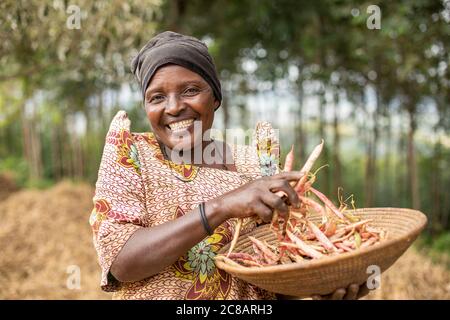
[311,295,322,300]
[357,283,371,299]
[252,201,273,223]
[344,284,359,300]
[274,171,305,182]
[330,288,346,300]
[261,193,289,218]
[269,180,301,209]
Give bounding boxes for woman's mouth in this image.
[167,119,195,132]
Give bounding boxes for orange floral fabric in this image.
[90,110,279,300]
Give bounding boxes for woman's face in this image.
[144,64,219,152]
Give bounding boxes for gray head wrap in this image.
[131,31,222,108]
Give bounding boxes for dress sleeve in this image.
[89,111,146,292]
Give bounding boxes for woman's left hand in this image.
[312,283,370,300]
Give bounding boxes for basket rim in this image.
[215,207,427,275]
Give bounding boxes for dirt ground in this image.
[0,172,19,200]
[0,182,449,300]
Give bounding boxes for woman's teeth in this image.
[168,119,195,131]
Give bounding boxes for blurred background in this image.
[0,0,449,299]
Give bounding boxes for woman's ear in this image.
[214,99,220,110]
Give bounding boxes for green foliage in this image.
[0,156,29,187]
[416,233,450,269]
[432,233,450,255]
[24,177,55,190]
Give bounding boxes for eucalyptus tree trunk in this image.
[383,104,393,205]
[167,0,187,32]
[20,80,43,182]
[222,95,230,129]
[332,91,342,193]
[364,88,380,207]
[318,86,331,197]
[407,106,420,210]
[50,123,62,181]
[433,93,449,230]
[430,132,441,233]
[295,81,306,164]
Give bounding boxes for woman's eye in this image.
[184,87,200,95]
[150,95,164,103]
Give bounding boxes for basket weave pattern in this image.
[215,208,427,297]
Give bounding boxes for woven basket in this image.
[215,207,427,297]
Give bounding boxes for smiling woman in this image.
[89,31,367,300]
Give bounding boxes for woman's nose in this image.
[165,94,185,115]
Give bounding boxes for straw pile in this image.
[0,181,110,299]
[363,248,450,300]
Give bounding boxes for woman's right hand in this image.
[213,171,303,223]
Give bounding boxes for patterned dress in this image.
[89,110,280,300]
